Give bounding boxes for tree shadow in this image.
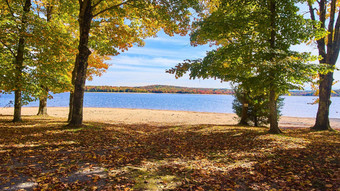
[0,117,338,190]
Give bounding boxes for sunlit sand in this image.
[1,107,339,129]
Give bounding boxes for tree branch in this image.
[92,0,104,9]
[0,40,16,57]
[326,0,336,49]
[92,0,133,18]
[334,7,340,44]
[332,10,340,62]
[308,0,327,60]
[159,0,171,7]
[319,0,326,29]
[308,3,316,22]
[5,0,15,18]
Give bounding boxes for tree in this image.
[308,0,340,131]
[0,0,33,122]
[0,0,113,120]
[32,1,74,116]
[232,85,251,126]
[37,53,109,117]
[68,52,110,121]
[167,0,324,134]
[29,1,110,117]
[68,0,201,126]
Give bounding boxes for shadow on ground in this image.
[0,116,339,190]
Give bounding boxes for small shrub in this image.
[232,86,284,126]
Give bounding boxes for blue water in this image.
[1,92,339,118]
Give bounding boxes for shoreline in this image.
[3,91,337,97]
[14,106,340,120]
[1,107,339,129]
[80,91,334,97]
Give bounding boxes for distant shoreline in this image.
[85,85,340,97]
[83,91,324,97]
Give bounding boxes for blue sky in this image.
[87,31,230,88]
[87,3,340,90]
[87,30,340,89]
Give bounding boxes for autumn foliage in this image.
[0,116,339,190]
[85,85,234,95]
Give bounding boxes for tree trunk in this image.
[252,107,259,127]
[37,86,48,116]
[267,0,281,134]
[37,97,48,116]
[312,70,334,131]
[309,0,339,131]
[68,56,78,122]
[13,90,22,122]
[68,0,92,126]
[254,115,258,127]
[239,102,249,126]
[36,2,53,117]
[13,0,32,122]
[68,91,74,122]
[268,88,281,134]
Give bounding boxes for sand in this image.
[1,107,339,129]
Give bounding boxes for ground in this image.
[0,115,339,191]
[1,107,340,128]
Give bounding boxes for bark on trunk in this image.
[309,0,339,131]
[68,91,74,122]
[252,107,259,127]
[37,87,48,116]
[13,90,22,122]
[68,0,92,126]
[267,0,281,134]
[254,115,258,127]
[36,4,52,117]
[37,97,48,116]
[312,70,333,130]
[268,88,281,134]
[68,57,78,122]
[13,0,32,122]
[239,102,249,126]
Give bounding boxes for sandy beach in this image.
[1,107,339,129]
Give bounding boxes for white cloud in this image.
[122,47,183,58]
[121,46,209,59]
[87,69,228,88]
[109,56,182,68]
[145,36,189,45]
[88,29,340,90]
[291,43,340,89]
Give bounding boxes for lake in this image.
[1,92,339,118]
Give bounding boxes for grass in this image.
[0,115,339,190]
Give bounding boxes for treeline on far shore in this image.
[85,85,340,97]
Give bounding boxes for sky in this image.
[87,7,340,90]
[86,31,229,88]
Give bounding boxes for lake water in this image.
[1,92,339,118]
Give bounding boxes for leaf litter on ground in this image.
[0,116,339,190]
